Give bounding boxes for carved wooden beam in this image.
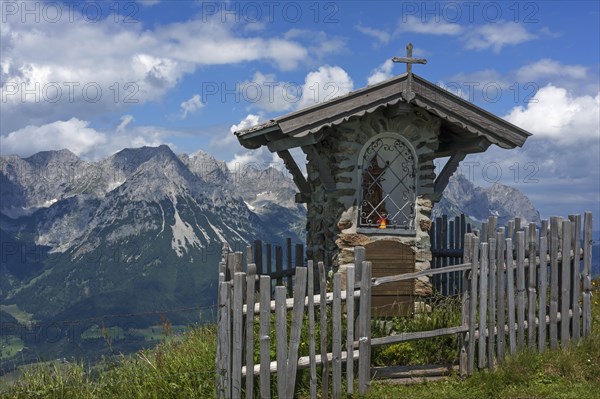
[276,150,311,203]
[434,151,466,195]
[302,145,336,192]
[267,132,323,152]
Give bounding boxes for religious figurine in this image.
[361,155,389,227]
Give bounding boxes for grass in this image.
[2,279,599,398]
[0,304,35,324]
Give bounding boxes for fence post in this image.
[582,212,593,336]
[318,261,329,399]
[232,272,246,399]
[561,220,572,348]
[332,273,342,399]
[478,242,488,369]
[528,223,537,350]
[307,261,317,399]
[549,217,560,349]
[459,233,471,376]
[468,235,479,375]
[516,232,526,351]
[506,237,516,356]
[358,261,372,395]
[570,214,582,343]
[259,276,271,399]
[275,286,288,398]
[245,264,256,399]
[496,229,506,364]
[346,265,355,395]
[538,235,548,352]
[488,238,496,369]
[285,267,308,399]
[217,279,231,399]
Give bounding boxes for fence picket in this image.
[307,261,317,399]
[468,236,479,374]
[232,272,246,399]
[528,223,537,349]
[346,265,355,394]
[506,238,516,356]
[496,230,506,364]
[332,273,342,399]
[318,261,329,399]
[358,261,372,395]
[561,220,572,348]
[245,265,256,399]
[582,212,593,336]
[285,267,308,399]
[570,215,582,343]
[259,276,271,399]
[538,236,548,353]
[516,232,526,351]
[478,242,488,369]
[550,217,560,349]
[460,233,472,376]
[275,286,288,398]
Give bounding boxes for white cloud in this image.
[464,21,537,53]
[296,65,354,110]
[239,72,296,113]
[0,118,107,158]
[367,59,395,86]
[0,14,313,135]
[504,85,600,143]
[0,117,172,160]
[515,59,588,82]
[396,15,463,36]
[355,25,391,45]
[180,94,204,119]
[230,114,261,134]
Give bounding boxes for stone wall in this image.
[302,104,441,296]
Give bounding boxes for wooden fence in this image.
[216,212,593,398]
[430,214,472,296]
[249,238,304,298]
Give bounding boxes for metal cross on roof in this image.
[392,43,427,102]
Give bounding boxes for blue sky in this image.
[1,0,599,226]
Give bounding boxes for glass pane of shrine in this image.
[359,135,417,230]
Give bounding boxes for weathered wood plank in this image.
[538,236,548,353]
[307,261,317,399]
[506,237,516,356]
[232,272,245,399]
[442,215,448,295]
[582,212,593,336]
[488,238,496,369]
[570,215,582,343]
[561,220,572,348]
[245,265,256,399]
[225,282,233,398]
[285,267,308,399]
[217,280,231,399]
[528,223,537,350]
[488,216,497,241]
[496,230,506,364]
[372,262,472,286]
[371,326,469,346]
[275,286,288,398]
[346,265,355,395]
[478,242,488,369]
[516,232,526,351]
[259,276,271,399]
[468,236,479,374]
[254,240,263,275]
[507,220,515,242]
[332,273,342,399]
[355,246,365,283]
[275,246,283,287]
[359,261,372,395]
[286,238,293,296]
[318,261,329,399]
[550,217,559,350]
[459,233,471,376]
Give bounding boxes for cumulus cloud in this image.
[367,59,395,86]
[296,65,354,110]
[0,117,172,159]
[0,118,107,158]
[180,94,204,119]
[464,21,537,53]
[504,85,600,143]
[239,72,296,113]
[0,12,315,135]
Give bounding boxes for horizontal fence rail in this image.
[216,212,593,398]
